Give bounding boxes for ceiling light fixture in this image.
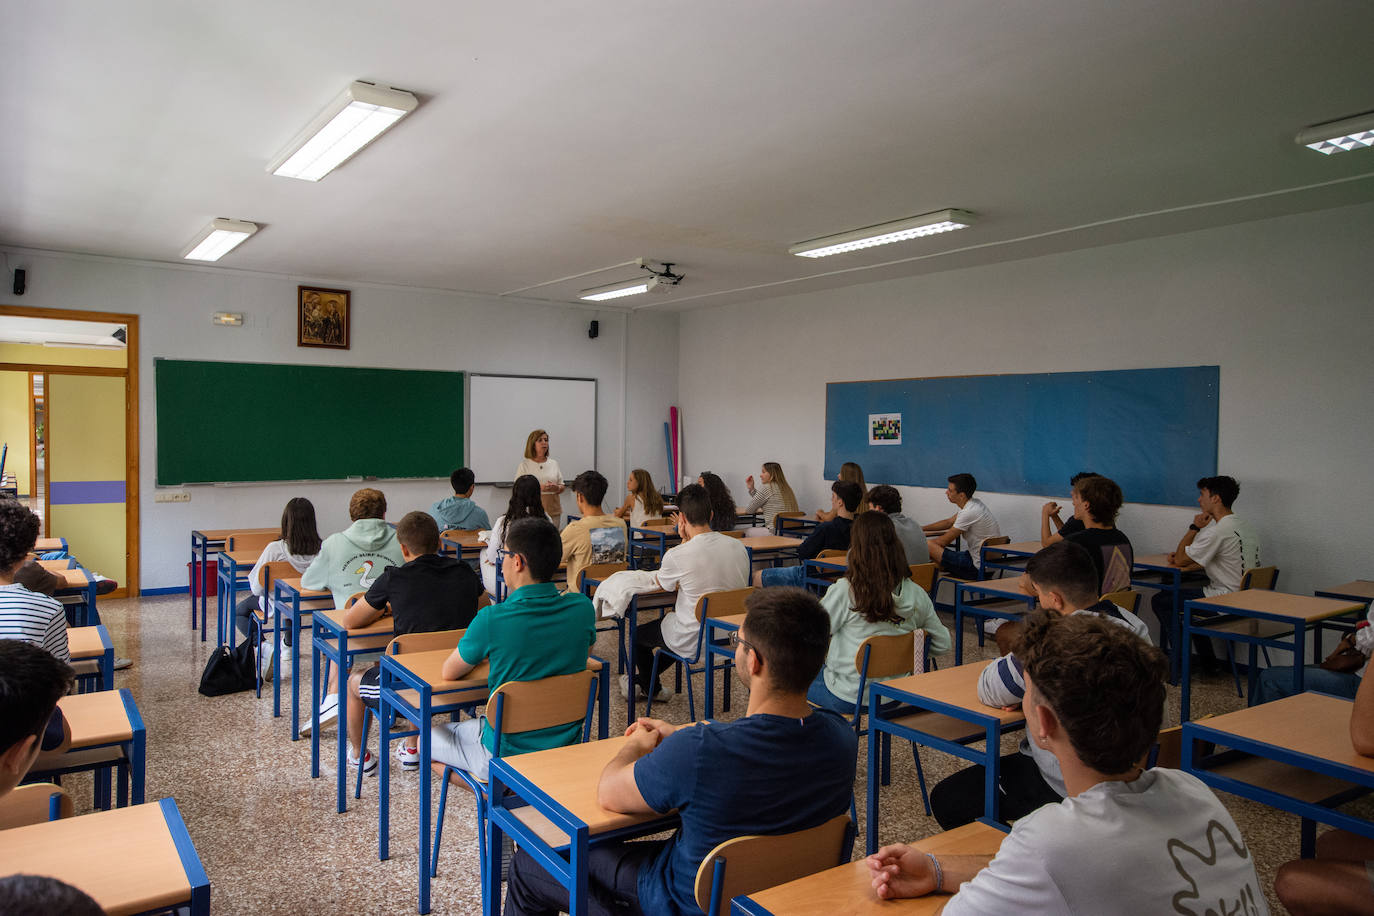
[268,81,419,181]
[181,219,259,261]
[578,261,684,302]
[1296,111,1374,155]
[789,209,976,258]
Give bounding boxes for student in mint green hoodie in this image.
[429,468,490,532]
[302,488,405,609]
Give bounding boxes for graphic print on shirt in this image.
[1101,545,1133,593]
[355,560,379,588]
[1167,819,1263,915]
[588,525,627,565]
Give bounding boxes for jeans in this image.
[237,594,291,647]
[759,565,807,589]
[929,751,1062,830]
[1251,665,1361,707]
[940,548,978,579]
[631,618,670,693]
[806,671,855,715]
[505,839,668,916]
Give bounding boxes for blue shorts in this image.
[941,547,978,579]
[759,565,807,589]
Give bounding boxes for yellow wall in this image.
[47,374,126,583]
[0,342,125,368]
[0,371,32,494]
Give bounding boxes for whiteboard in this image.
[468,374,598,485]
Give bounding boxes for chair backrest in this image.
[440,528,483,540]
[1240,566,1279,591]
[696,587,754,624]
[643,518,676,528]
[227,531,277,553]
[386,628,465,655]
[1100,588,1141,615]
[907,563,937,594]
[816,548,846,559]
[578,562,628,594]
[774,512,808,534]
[981,535,1010,550]
[719,529,746,539]
[693,813,853,915]
[256,560,299,594]
[489,669,598,751]
[854,631,916,682]
[1149,724,1186,770]
[344,591,367,610]
[0,783,72,830]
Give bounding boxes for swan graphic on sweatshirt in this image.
[355,560,379,589]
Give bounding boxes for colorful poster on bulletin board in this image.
[869,413,902,445]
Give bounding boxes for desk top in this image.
[983,540,1042,556]
[1190,590,1365,622]
[315,607,396,638]
[500,734,668,836]
[878,662,1026,725]
[709,613,746,631]
[193,526,277,541]
[274,577,330,597]
[68,625,112,659]
[441,531,484,546]
[0,799,199,916]
[807,553,848,568]
[741,535,803,550]
[57,689,136,746]
[38,560,88,588]
[1317,580,1374,602]
[216,548,260,565]
[33,536,66,552]
[383,647,489,692]
[1190,691,1374,777]
[741,821,1008,915]
[959,574,1034,600]
[1132,553,1180,572]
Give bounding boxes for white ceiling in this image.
[2,1,1372,311]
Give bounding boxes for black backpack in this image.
[198,641,256,696]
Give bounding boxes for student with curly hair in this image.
[0,499,68,662]
[696,472,737,531]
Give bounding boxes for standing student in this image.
[560,471,628,591]
[1039,470,1098,546]
[865,484,927,567]
[923,473,1002,578]
[755,480,861,589]
[808,511,950,714]
[481,474,548,595]
[869,613,1265,914]
[741,461,799,531]
[817,461,869,521]
[343,511,486,773]
[430,467,490,531]
[234,497,321,664]
[1152,475,1260,667]
[0,499,68,663]
[613,468,665,528]
[697,472,737,531]
[0,639,74,800]
[515,429,565,528]
[302,488,405,610]
[1060,474,1133,593]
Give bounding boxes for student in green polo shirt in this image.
[429,516,596,780]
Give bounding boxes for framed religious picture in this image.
[297,285,350,349]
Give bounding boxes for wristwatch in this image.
[1188,524,1201,532]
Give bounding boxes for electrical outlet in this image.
[154,490,191,503]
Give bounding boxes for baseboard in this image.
[141,586,190,596]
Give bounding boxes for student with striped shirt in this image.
[742,462,799,531]
[0,499,68,663]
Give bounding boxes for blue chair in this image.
[579,562,628,673]
[429,668,600,912]
[692,813,854,916]
[1193,566,1281,698]
[0,783,72,828]
[645,587,754,721]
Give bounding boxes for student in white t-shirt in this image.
[868,612,1267,915]
[623,483,750,702]
[922,473,1001,578]
[1153,475,1261,669]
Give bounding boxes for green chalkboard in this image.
[155,359,464,484]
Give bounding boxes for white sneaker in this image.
[651,683,671,703]
[299,694,339,737]
[619,674,633,701]
[258,639,276,682]
[349,749,378,775]
[982,618,1006,636]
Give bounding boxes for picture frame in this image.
[297,285,350,349]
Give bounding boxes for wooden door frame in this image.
[0,305,139,596]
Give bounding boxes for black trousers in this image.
[1150,586,1216,664]
[631,618,670,693]
[504,839,668,916]
[928,751,1062,830]
[235,595,291,647]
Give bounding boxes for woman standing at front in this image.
[515,429,565,528]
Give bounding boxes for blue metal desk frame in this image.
[978,541,1037,578]
[1129,556,1201,685]
[160,796,213,915]
[28,688,146,810]
[703,614,742,719]
[311,610,395,813]
[213,548,256,648]
[49,557,98,628]
[953,579,1036,664]
[271,577,333,736]
[71,623,115,692]
[190,529,227,642]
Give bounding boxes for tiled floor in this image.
[65,592,1343,914]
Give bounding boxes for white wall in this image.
[679,202,1374,608]
[1,250,679,589]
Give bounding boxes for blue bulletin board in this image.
[824,367,1219,506]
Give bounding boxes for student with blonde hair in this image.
[742,461,799,531]
[515,429,565,527]
[817,461,869,521]
[613,468,665,528]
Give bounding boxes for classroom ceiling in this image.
[2,1,1373,312]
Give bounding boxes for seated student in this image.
[865,484,927,566]
[1152,474,1260,668]
[1060,474,1133,593]
[1273,669,1374,915]
[561,470,628,591]
[13,559,60,596]
[505,587,858,916]
[234,497,320,663]
[0,500,68,663]
[302,488,405,610]
[697,472,738,531]
[808,511,950,714]
[922,473,1002,578]
[869,612,1265,914]
[929,541,1150,830]
[343,511,487,773]
[1252,620,1371,707]
[0,639,74,799]
[754,480,861,589]
[481,474,548,595]
[430,467,491,532]
[817,461,869,521]
[625,483,751,702]
[613,468,666,528]
[1039,471,1098,546]
[430,517,595,782]
[741,461,800,532]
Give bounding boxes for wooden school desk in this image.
[213,547,262,647]
[0,797,209,915]
[731,820,1009,916]
[33,535,68,553]
[953,574,1037,664]
[581,567,676,722]
[1183,691,1374,857]
[487,734,683,916]
[1181,590,1366,720]
[979,539,1043,577]
[631,524,682,567]
[439,529,485,561]
[270,575,332,736]
[866,661,1026,853]
[30,688,146,810]
[39,557,98,627]
[69,623,115,691]
[189,526,277,641]
[704,612,746,718]
[741,534,802,567]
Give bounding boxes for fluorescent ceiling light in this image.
[1296,112,1374,155]
[579,276,663,301]
[789,209,976,258]
[269,81,419,181]
[181,219,258,261]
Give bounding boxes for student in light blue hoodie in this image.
[430,468,491,532]
[302,488,405,609]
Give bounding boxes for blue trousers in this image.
[1250,665,1360,706]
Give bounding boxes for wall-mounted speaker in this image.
[588,320,599,339]
[12,268,25,296]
